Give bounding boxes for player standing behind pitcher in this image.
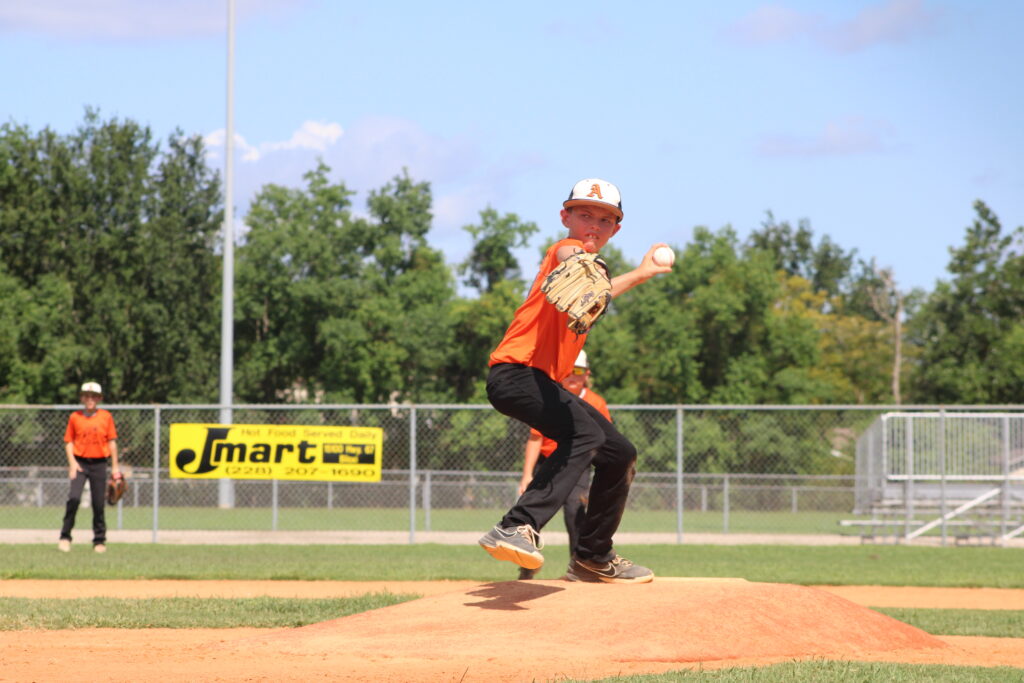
[516,349,610,580]
[479,178,671,583]
[58,382,121,554]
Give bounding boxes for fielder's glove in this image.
[540,251,612,335]
[106,472,127,505]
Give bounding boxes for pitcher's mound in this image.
[247,578,948,681]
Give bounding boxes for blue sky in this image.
[3,0,1021,293]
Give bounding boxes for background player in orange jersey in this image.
[58,382,121,554]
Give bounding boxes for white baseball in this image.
[653,246,675,267]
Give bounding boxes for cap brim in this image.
[563,199,623,221]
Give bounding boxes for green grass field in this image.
[576,662,1024,682]
[4,543,1022,586]
[3,543,1022,681]
[1,505,964,537]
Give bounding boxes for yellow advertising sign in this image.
[169,424,382,482]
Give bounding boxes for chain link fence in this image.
[2,404,1021,543]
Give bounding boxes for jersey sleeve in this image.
[64,414,76,443]
[104,412,118,440]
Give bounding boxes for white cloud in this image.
[323,115,479,191]
[757,117,895,157]
[204,120,343,163]
[261,120,343,156]
[824,0,938,53]
[729,0,938,53]
[0,0,302,39]
[202,114,549,265]
[728,4,821,45]
[203,129,260,162]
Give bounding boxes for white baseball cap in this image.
[574,350,588,368]
[564,178,623,220]
[80,382,103,395]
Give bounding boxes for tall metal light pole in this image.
[218,0,236,508]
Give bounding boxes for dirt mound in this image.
[230,578,947,680]
[10,579,1024,681]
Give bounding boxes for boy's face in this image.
[80,392,101,410]
[560,204,621,252]
[560,367,588,395]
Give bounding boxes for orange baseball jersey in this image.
[488,238,589,382]
[530,388,611,457]
[64,409,118,459]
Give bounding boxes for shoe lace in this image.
[610,555,633,568]
[516,524,544,550]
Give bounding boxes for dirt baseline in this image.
[5,578,1024,682]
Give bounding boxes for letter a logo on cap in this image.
[564,178,624,220]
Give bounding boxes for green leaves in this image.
[910,201,1024,403]
[4,112,1021,409]
[0,113,221,403]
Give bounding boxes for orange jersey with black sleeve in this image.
[530,388,611,457]
[488,238,589,382]
[64,409,118,459]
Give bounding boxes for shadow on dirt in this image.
[463,581,565,611]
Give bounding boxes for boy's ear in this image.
[559,208,572,226]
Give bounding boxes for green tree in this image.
[457,208,537,294]
[235,165,456,403]
[909,201,1024,403]
[745,213,856,300]
[0,111,222,403]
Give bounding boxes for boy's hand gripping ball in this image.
[653,246,675,267]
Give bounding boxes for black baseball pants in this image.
[486,363,636,563]
[60,456,108,545]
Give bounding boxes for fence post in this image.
[1003,415,1011,539]
[940,409,947,546]
[424,470,432,532]
[791,487,798,514]
[722,473,730,534]
[271,479,279,531]
[152,406,160,544]
[675,407,684,543]
[408,406,417,544]
[904,416,914,540]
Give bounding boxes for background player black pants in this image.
[487,363,636,563]
[536,461,589,557]
[60,456,108,545]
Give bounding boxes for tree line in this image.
[2,113,1022,406]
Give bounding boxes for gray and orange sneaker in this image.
[478,524,544,570]
[565,554,654,584]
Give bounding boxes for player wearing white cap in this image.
[478,178,672,583]
[58,382,121,553]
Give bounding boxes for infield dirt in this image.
[3,579,1024,682]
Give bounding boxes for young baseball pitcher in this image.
[479,178,672,583]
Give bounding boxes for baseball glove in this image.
[540,251,612,335]
[106,472,127,505]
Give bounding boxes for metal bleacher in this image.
[845,412,1024,546]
